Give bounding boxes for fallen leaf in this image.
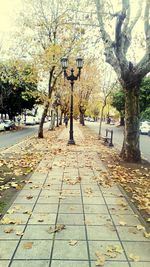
[136,225,145,231]
[47,224,65,234]
[119,221,127,226]
[129,253,140,262]
[95,251,105,266]
[68,240,78,246]
[16,231,24,236]
[23,242,33,249]
[26,195,33,200]
[144,232,150,239]
[4,228,14,234]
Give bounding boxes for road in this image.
[85,121,150,162]
[0,124,49,150]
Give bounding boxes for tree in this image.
[112,90,125,126]
[112,76,150,123]
[0,60,38,119]
[17,0,82,138]
[95,0,150,162]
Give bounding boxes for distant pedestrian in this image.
[64,115,69,128]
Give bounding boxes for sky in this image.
[0,0,22,41]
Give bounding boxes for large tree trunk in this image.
[120,86,141,162]
[38,102,49,138]
[79,111,85,126]
[59,111,63,125]
[120,115,125,126]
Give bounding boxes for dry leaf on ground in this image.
[68,240,78,246]
[23,242,33,249]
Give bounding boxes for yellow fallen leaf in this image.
[95,252,105,266]
[68,240,78,246]
[129,253,140,262]
[136,225,145,231]
[144,232,150,239]
[119,221,127,226]
[16,231,24,236]
[4,228,14,234]
[23,242,33,249]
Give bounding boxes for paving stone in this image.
[28,213,56,224]
[9,204,34,213]
[13,196,38,204]
[84,214,112,226]
[33,204,58,213]
[40,190,60,197]
[22,225,55,239]
[37,196,59,204]
[104,197,128,205]
[91,261,130,266]
[14,240,52,259]
[52,240,88,260]
[0,260,10,267]
[17,189,41,197]
[55,225,86,240]
[130,263,150,267]
[89,241,126,261]
[84,204,108,214]
[57,213,84,225]
[111,214,141,226]
[82,196,105,205]
[1,214,30,225]
[117,226,148,241]
[108,205,134,215]
[0,225,26,240]
[86,225,119,241]
[11,260,50,267]
[59,204,83,214]
[60,196,82,204]
[0,240,19,259]
[51,260,89,267]
[123,241,150,262]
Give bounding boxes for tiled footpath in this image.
[0,123,150,267]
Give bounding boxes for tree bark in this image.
[120,86,141,162]
[120,115,125,126]
[80,111,85,126]
[59,111,63,125]
[38,102,49,138]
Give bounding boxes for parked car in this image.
[25,116,36,125]
[0,121,6,131]
[3,120,16,130]
[139,121,150,135]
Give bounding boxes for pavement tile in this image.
[101,186,123,196]
[117,226,148,241]
[130,263,150,267]
[84,204,108,214]
[17,189,41,197]
[60,196,82,204]
[51,260,89,267]
[11,260,50,267]
[84,214,112,226]
[55,225,86,240]
[33,204,58,213]
[89,241,126,261]
[0,260,10,267]
[28,213,56,224]
[52,240,88,260]
[86,225,119,241]
[82,196,105,205]
[40,190,60,197]
[91,261,130,266]
[108,205,134,215]
[9,204,34,213]
[13,196,38,204]
[82,190,102,197]
[59,204,83,214]
[22,225,55,239]
[1,214,30,225]
[122,241,150,262]
[14,240,52,259]
[111,214,141,226]
[57,213,84,225]
[37,196,59,204]
[0,225,26,240]
[0,240,19,259]
[104,197,128,205]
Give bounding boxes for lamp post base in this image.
[68,139,76,145]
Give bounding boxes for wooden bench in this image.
[101,129,113,147]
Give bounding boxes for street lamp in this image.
[61,57,83,145]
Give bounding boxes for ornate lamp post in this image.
[61,57,83,145]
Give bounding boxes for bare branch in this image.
[144,0,150,52]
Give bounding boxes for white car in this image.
[0,121,5,131]
[140,121,150,135]
[25,116,36,125]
